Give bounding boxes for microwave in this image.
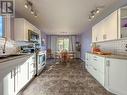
[28,30,39,42]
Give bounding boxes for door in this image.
[106,58,127,95]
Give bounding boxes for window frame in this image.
[57,37,69,51]
[0,16,5,38]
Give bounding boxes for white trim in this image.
[80,58,85,62]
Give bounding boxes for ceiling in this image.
[15,0,127,35]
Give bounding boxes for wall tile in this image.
[96,39,127,56]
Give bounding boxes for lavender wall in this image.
[80,29,92,61]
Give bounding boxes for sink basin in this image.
[0,54,25,59]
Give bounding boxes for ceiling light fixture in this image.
[95,8,100,14]
[24,3,28,9]
[24,0,38,18]
[34,12,37,17]
[88,7,102,21]
[31,8,34,14]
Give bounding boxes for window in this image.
[0,16,4,38]
[57,38,69,51]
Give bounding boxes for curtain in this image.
[47,35,76,52]
[69,35,76,51]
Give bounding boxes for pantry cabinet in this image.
[3,54,36,95]
[14,18,41,41]
[92,10,118,42]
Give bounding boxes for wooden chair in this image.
[47,49,53,59]
[60,51,68,63]
[68,51,75,63]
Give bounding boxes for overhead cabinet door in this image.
[103,10,118,41]
[92,10,118,42]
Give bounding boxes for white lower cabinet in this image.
[3,54,36,95]
[85,53,127,95]
[105,58,127,95]
[3,70,15,95]
[85,53,105,86]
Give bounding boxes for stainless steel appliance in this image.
[28,30,39,42]
[36,51,46,75]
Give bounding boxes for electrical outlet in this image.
[125,44,127,51]
[125,44,127,48]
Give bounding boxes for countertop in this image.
[0,53,33,63]
[0,53,35,80]
[87,52,127,60]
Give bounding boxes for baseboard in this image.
[80,58,85,62]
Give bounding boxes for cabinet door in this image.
[104,10,118,40]
[106,58,127,95]
[20,62,28,87]
[92,24,98,42]
[14,19,26,41]
[97,20,104,42]
[92,21,104,42]
[28,55,36,80]
[3,70,15,95]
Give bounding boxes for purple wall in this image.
[80,29,92,61]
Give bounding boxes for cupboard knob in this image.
[106,60,110,66]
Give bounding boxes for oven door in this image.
[38,54,46,66]
[37,53,46,75]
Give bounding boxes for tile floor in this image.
[21,59,113,95]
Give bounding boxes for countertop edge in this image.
[86,52,127,60]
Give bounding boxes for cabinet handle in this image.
[28,62,29,80]
[106,60,110,67]
[11,70,13,79]
[94,59,97,61]
[93,67,97,71]
[96,37,97,41]
[103,34,107,40]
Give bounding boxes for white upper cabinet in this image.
[92,10,118,42]
[14,18,40,41]
[103,11,118,41]
[92,20,104,42]
[118,6,127,39]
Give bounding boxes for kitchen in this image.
[0,0,127,95]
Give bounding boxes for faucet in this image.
[2,37,7,54]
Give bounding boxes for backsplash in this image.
[0,38,18,55]
[96,39,127,56]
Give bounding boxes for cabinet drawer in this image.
[91,55,105,73]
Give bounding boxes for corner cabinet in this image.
[92,10,118,42]
[14,18,41,41]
